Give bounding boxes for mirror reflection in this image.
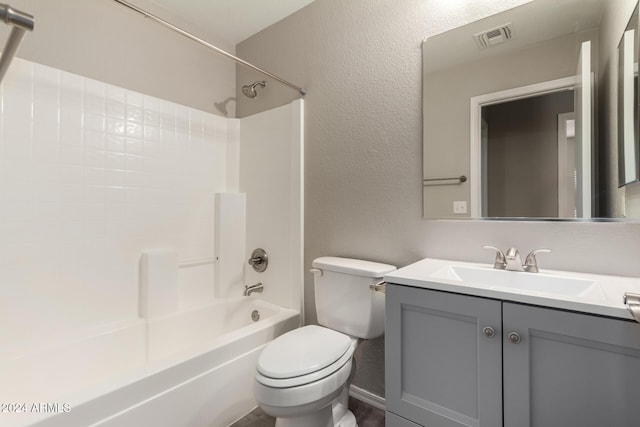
[422,0,616,219]
[618,4,640,186]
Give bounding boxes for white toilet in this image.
[254,256,396,427]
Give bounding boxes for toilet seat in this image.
[256,325,357,388]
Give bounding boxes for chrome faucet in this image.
[244,282,264,296]
[483,246,551,273]
[505,248,525,272]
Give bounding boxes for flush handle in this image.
[369,281,386,293]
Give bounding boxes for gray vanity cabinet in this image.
[502,302,640,427]
[385,285,503,427]
[386,284,640,427]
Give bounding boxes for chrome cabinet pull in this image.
[482,326,496,338]
[507,332,521,344]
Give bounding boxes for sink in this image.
[385,257,640,320]
[434,265,598,297]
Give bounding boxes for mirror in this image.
[618,4,640,187]
[422,0,619,219]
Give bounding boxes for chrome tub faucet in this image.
[244,282,264,296]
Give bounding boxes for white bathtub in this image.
[0,298,299,427]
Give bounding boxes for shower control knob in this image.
[507,331,521,344]
[482,327,495,338]
[248,248,268,272]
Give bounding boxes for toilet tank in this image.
[312,257,396,339]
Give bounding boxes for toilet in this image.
[254,257,396,427]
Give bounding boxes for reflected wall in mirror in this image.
[618,4,639,186]
[421,0,630,220]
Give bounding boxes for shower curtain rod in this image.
[0,3,34,85]
[113,0,306,96]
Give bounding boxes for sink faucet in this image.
[244,282,264,296]
[483,246,551,273]
[504,248,525,272]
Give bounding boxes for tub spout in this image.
[244,282,263,296]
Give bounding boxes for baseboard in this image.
[349,385,385,411]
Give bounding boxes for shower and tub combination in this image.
[0,2,305,427]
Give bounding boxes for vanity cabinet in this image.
[385,284,640,427]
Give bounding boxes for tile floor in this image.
[229,397,385,427]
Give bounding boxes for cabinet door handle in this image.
[507,331,521,344]
[482,326,496,338]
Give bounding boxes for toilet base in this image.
[335,409,357,427]
[273,406,357,427]
[271,386,358,427]
[274,404,333,427]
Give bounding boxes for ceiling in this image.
[137,0,315,46]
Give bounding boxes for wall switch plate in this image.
[453,201,467,214]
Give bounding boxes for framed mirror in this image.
[618,4,640,187]
[422,0,611,220]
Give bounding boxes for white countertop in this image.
[384,258,640,321]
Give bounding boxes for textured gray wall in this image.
[237,0,640,399]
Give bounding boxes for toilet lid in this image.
[257,325,352,379]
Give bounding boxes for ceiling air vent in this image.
[474,23,514,49]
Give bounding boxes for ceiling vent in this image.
[474,23,514,49]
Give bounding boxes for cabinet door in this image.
[503,303,640,427]
[386,285,502,427]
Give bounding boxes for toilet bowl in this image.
[254,257,396,427]
[255,325,357,426]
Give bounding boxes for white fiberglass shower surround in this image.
[0,56,304,426]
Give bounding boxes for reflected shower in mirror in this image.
[422,0,606,219]
[618,4,640,187]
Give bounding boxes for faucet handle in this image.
[524,249,551,273]
[483,245,506,269]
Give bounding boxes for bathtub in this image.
[0,298,300,427]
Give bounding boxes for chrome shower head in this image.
[241,81,266,98]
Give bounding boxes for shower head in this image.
[241,81,266,98]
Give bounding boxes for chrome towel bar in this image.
[423,175,467,186]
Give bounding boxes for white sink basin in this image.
[384,258,640,320]
[437,265,597,297]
